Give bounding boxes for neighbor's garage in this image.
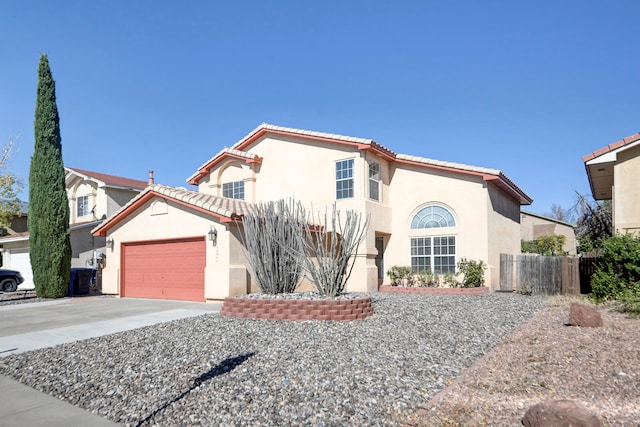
[121,237,205,302]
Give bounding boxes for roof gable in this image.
[65,167,148,191]
[92,184,253,236]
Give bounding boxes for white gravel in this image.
[0,292,547,426]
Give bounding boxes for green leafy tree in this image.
[28,54,71,298]
[521,235,567,256]
[0,135,23,235]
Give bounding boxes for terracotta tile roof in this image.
[396,154,501,175]
[66,167,148,190]
[582,132,640,162]
[92,184,253,236]
[149,184,253,218]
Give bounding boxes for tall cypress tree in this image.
[29,54,71,298]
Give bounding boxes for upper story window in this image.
[411,205,455,229]
[223,181,245,200]
[368,161,380,201]
[77,195,90,217]
[336,159,354,199]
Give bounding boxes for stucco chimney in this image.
[148,170,154,185]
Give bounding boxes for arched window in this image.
[409,205,457,274]
[411,205,455,229]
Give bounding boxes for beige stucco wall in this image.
[520,212,577,255]
[100,196,249,300]
[383,162,493,286]
[614,144,640,234]
[486,185,522,288]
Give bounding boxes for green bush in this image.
[387,265,413,286]
[416,270,439,287]
[589,234,640,302]
[618,286,640,317]
[443,274,459,288]
[457,258,486,288]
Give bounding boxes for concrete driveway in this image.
[0,296,222,357]
[0,296,222,426]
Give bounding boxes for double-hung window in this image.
[77,195,90,217]
[335,159,354,199]
[368,161,380,201]
[410,236,456,274]
[222,181,245,200]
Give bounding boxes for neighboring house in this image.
[520,210,577,255]
[583,132,640,235]
[0,168,148,289]
[93,123,532,302]
[0,201,29,236]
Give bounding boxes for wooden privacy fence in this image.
[500,254,580,296]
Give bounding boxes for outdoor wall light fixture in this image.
[208,226,217,246]
[106,238,114,250]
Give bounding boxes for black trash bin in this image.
[68,268,96,296]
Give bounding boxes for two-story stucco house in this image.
[583,132,640,235]
[0,167,148,289]
[93,123,532,302]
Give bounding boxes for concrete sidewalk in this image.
[0,296,222,426]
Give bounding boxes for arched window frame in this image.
[408,204,458,275]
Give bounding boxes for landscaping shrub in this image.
[443,274,459,288]
[416,271,439,287]
[589,234,640,303]
[457,258,486,288]
[618,287,640,317]
[387,265,413,286]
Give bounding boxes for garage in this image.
[122,237,206,302]
[9,248,35,290]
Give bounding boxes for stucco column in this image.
[345,248,379,293]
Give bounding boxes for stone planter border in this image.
[379,285,490,295]
[220,296,374,321]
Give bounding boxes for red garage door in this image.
[122,237,206,302]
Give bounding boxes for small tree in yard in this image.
[457,258,486,288]
[296,205,369,297]
[241,199,306,294]
[0,135,23,235]
[29,54,71,298]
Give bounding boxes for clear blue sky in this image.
[2,1,639,218]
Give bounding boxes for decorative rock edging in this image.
[220,296,374,321]
[379,285,490,295]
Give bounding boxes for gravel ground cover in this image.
[415,299,640,426]
[0,293,546,426]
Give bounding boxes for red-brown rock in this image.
[522,400,601,427]
[567,303,603,327]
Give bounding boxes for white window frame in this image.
[77,195,90,217]
[410,235,457,274]
[335,158,354,200]
[368,160,380,201]
[222,181,245,200]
